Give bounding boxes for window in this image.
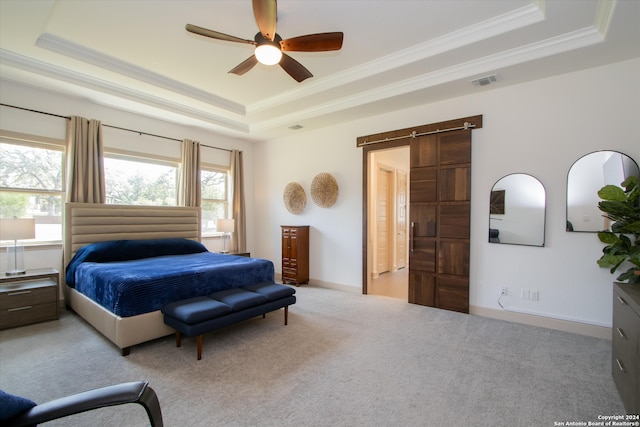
[104,155,178,206]
[0,139,65,242]
[201,167,229,236]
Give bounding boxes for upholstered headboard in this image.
[64,203,201,268]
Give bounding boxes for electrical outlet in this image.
[521,288,531,300]
[531,290,539,301]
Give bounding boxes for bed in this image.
[63,203,274,355]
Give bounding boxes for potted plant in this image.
[596,175,640,284]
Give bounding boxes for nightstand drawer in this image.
[0,301,57,329]
[0,281,57,310]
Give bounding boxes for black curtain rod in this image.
[1,103,70,120]
[1,103,233,153]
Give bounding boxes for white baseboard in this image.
[470,305,612,340]
[274,273,612,340]
[275,273,360,294]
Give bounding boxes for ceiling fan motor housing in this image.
[254,33,283,65]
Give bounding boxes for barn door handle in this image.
[410,222,415,254]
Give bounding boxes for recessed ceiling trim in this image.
[594,0,617,35]
[252,25,604,132]
[0,49,250,134]
[35,32,246,116]
[247,2,545,114]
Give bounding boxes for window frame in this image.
[0,130,66,245]
[200,163,231,238]
[103,148,180,207]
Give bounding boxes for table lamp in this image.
[217,218,235,254]
[1,218,36,276]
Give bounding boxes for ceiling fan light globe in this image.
[255,45,282,65]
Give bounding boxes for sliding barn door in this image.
[408,130,471,313]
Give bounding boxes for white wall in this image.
[253,58,640,329]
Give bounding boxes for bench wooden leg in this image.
[176,332,181,348]
[284,305,289,325]
[197,335,203,360]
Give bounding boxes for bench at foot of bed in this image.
[161,283,296,360]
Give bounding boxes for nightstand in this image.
[228,252,250,257]
[0,268,59,330]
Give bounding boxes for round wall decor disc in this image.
[283,182,306,214]
[310,172,338,208]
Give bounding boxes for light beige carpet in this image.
[0,285,625,426]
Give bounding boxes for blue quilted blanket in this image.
[66,240,274,317]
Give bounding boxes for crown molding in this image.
[0,49,250,134]
[247,2,545,114]
[35,32,245,116]
[253,25,604,132]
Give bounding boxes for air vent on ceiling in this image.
[471,74,497,87]
[288,124,304,130]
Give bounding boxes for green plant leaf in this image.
[597,253,627,268]
[598,185,626,201]
[597,232,618,244]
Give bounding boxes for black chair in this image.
[2,381,163,427]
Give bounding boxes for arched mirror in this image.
[489,173,546,246]
[567,151,639,232]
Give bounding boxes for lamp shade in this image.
[217,219,235,233]
[255,44,282,65]
[0,218,35,240]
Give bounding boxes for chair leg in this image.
[284,305,289,325]
[175,332,181,348]
[137,383,164,427]
[196,335,203,360]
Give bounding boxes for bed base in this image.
[64,286,175,355]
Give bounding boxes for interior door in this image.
[376,167,391,274]
[396,170,407,269]
[408,130,471,313]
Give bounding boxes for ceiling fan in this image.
[186,0,343,82]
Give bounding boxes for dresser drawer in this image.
[0,282,57,310]
[0,301,58,329]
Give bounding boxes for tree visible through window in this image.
[201,168,229,235]
[104,157,177,206]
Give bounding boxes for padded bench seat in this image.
[162,283,296,360]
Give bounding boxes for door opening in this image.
[367,148,410,300]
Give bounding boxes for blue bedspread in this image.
[72,252,275,317]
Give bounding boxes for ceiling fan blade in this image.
[252,0,277,41]
[279,53,313,82]
[280,32,344,52]
[186,24,256,45]
[229,55,259,76]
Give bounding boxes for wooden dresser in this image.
[281,226,309,286]
[612,282,640,414]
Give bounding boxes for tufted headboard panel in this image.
[64,202,201,269]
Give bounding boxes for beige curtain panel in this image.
[230,149,246,253]
[178,139,201,207]
[66,116,106,203]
